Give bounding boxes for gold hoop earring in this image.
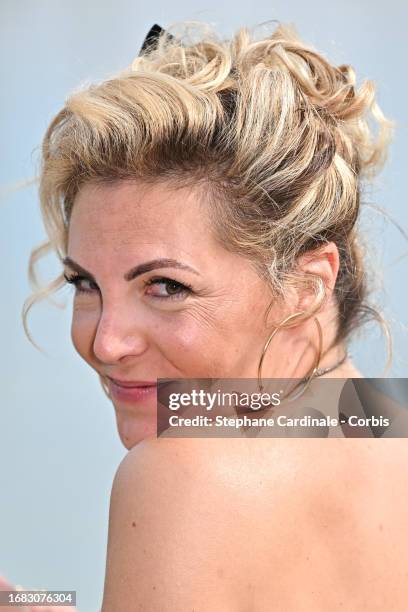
[257,311,323,394]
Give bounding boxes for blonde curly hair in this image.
[22,19,395,379]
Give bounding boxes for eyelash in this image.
[144,277,193,300]
[63,273,193,301]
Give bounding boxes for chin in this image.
[116,417,158,449]
[112,397,159,449]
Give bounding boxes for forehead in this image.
[67,179,217,264]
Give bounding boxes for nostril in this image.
[93,320,149,364]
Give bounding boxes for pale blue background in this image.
[1,1,407,610]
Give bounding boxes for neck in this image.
[316,346,362,379]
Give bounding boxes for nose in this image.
[92,305,149,365]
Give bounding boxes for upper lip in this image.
[107,377,157,388]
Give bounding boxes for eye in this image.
[63,273,99,294]
[144,277,193,300]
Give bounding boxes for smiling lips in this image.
[108,377,157,388]
[107,378,157,402]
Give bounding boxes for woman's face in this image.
[66,179,292,448]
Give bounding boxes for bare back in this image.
[102,436,408,611]
[215,438,408,611]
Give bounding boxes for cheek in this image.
[152,311,233,377]
[70,308,99,364]
[151,286,272,377]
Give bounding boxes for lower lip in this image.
[108,381,157,403]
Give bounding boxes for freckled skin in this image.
[67,179,355,450]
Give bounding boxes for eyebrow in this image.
[62,256,200,282]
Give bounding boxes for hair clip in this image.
[139,23,176,55]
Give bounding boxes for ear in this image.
[295,241,340,311]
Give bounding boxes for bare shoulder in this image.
[102,437,408,611]
[101,437,259,612]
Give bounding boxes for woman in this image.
[10,20,408,611]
